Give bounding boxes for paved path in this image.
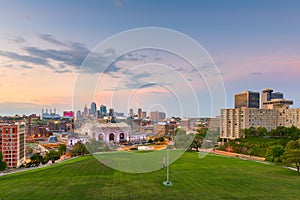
[211,149,299,172]
[211,149,265,161]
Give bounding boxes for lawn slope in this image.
[0,152,300,200]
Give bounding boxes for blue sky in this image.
[0,0,300,117]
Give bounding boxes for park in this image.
[1,151,300,199]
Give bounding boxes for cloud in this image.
[0,33,98,74]
[131,71,151,79]
[249,72,264,76]
[0,50,50,66]
[23,41,90,67]
[9,36,25,43]
[39,34,66,46]
[20,65,33,69]
[116,52,147,63]
[154,57,162,61]
[78,52,122,74]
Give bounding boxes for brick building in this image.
[0,122,26,168]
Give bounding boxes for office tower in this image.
[141,111,147,119]
[234,91,260,109]
[261,88,291,109]
[83,104,88,118]
[99,105,107,118]
[129,108,134,117]
[150,111,166,122]
[0,122,26,168]
[90,102,97,117]
[137,108,142,118]
[109,108,115,117]
[76,110,82,119]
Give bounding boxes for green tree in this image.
[281,139,300,174]
[0,152,7,171]
[190,133,205,151]
[58,144,67,155]
[85,139,108,153]
[256,127,267,137]
[242,127,256,138]
[45,150,61,163]
[28,147,34,154]
[159,137,165,142]
[174,129,194,150]
[30,153,44,166]
[73,141,88,156]
[266,145,285,162]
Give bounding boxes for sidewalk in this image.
[211,149,265,161]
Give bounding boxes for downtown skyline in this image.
[0,0,300,117]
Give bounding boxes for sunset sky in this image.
[0,0,300,117]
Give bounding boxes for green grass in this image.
[1,152,300,200]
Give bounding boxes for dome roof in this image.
[48,136,58,143]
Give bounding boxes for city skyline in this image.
[0,1,300,116]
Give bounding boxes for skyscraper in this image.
[137,108,142,118]
[234,91,260,109]
[109,108,115,117]
[261,88,285,109]
[90,102,97,118]
[150,111,166,122]
[129,108,134,117]
[99,105,107,118]
[141,111,147,119]
[83,104,88,118]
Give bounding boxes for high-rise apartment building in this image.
[221,88,299,141]
[234,91,260,109]
[220,108,278,140]
[150,111,166,122]
[0,122,26,168]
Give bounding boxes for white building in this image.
[79,122,130,143]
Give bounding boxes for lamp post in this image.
[163,143,173,186]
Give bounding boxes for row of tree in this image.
[266,139,300,174]
[243,126,300,140]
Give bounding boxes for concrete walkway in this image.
[211,149,299,172]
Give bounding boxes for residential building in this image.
[220,108,278,140]
[0,122,26,168]
[221,88,300,141]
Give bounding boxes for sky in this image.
[0,0,300,117]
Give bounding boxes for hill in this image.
[1,152,300,199]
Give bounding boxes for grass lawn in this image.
[0,152,300,200]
